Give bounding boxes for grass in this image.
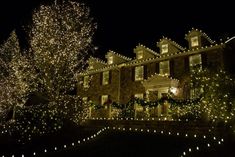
[1,122,235,157]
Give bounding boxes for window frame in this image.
[102,71,110,85]
[137,50,143,59]
[83,75,89,88]
[189,54,202,71]
[82,97,88,103]
[135,66,144,81]
[101,95,109,105]
[159,60,170,75]
[108,56,113,64]
[191,36,199,47]
[161,44,168,54]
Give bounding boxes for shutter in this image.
[132,67,135,81]
[99,95,102,105]
[170,60,174,77]
[144,65,147,79]
[100,73,103,85]
[156,63,159,74]
[109,70,112,84]
[184,57,189,73]
[201,53,207,69]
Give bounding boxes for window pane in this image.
[134,93,144,99]
[137,50,143,59]
[89,64,94,70]
[102,71,109,85]
[135,66,144,81]
[101,95,109,105]
[83,76,89,88]
[159,61,170,75]
[82,97,88,102]
[191,36,199,47]
[108,56,113,64]
[161,44,168,54]
[189,54,202,71]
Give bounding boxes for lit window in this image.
[108,56,113,64]
[135,66,144,81]
[82,97,88,103]
[189,54,202,71]
[102,71,110,85]
[101,95,109,105]
[191,36,199,47]
[190,88,203,99]
[161,44,168,54]
[134,93,144,111]
[159,61,170,75]
[134,93,144,99]
[89,64,94,70]
[137,50,143,59]
[83,76,89,88]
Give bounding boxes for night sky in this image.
[0,0,234,59]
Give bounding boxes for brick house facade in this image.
[77,28,235,106]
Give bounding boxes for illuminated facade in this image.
[77,28,235,105]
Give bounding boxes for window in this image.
[82,97,88,103]
[134,93,144,99]
[108,56,113,64]
[89,64,94,70]
[101,95,109,105]
[102,71,110,85]
[134,93,144,111]
[161,44,168,54]
[159,61,170,75]
[83,76,89,88]
[135,66,144,81]
[191,36,199,47]
[189,54,202,71]
[190,88,203,99]
[137,50,143,59]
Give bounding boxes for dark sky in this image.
[0,0,234,59]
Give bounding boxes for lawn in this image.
[40,129,234,157]
[1,123,234,157]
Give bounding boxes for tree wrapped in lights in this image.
[0,0,95,143]
[190,67,235,123]
[29,0,96,122]
[0,31,36,120]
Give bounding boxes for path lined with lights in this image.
[0,120,229,157]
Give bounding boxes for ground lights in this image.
[1,127,108,157]
[0,124,228,157]
[110,126,225,157]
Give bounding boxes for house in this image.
[77,28,235,107]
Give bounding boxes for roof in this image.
[157,37,186,51]
[88,56,107,65]
[78,42,224,76]
[185,28,215,44]
[107,50,132,61]
[134,44,159,56]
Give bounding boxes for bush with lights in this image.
[189,66,235,124]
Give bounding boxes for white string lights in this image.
[0,124,228,157]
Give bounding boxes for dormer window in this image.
[89,64,94,70]
[161,44,168,54]
[137,50,143,59]
[191,36,199,47]
[108,56,113,64]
